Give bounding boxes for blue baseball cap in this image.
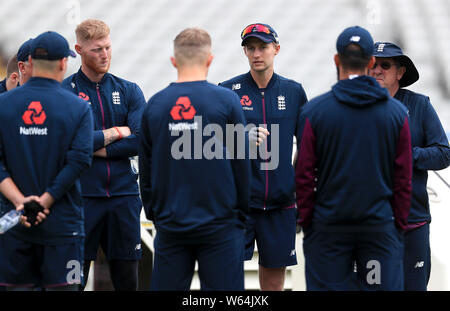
[373,42,419,87]
[241,23,279,46]
[30,31,76,60]
[336,26,374,57]
[17,38,34,62]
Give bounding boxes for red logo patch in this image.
[170,96,196,120]
[78,92,89,101]
[22,101,46,125]
[240,95,252,106]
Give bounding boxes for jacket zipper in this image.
[96,83,111,197]
[261,91,268,210]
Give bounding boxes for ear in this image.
[397,66,406,81]
[206,53,214,68]
[10,72,19,83]
[334,54,340,67]
[368,56,376,70]
[75,43,82,55]
[274,44,280,55]
[170,56,177,68]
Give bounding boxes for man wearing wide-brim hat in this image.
[370,42,450,291]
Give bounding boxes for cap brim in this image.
[241,34,275,46]
[69,50,76,58]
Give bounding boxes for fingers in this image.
[249,127,270,146]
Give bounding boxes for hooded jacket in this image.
[296,76,412,232]
[220,72,307,210]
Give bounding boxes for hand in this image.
[117,126,131,138]
[16,196,49,228]
[249,126,270,146]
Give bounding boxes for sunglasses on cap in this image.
[241,24,272,38]
[373,60,397,70]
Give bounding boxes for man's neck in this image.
[388,84,400,97]
[338,68,366,81]
[32,71,61,82]
[250,68,274,89]
[81,65,106,83]
[176,67,207,83]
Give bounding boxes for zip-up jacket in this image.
[139,81,250,237]
[219,72,307,210]
[0,77,93,244]
[395,88,450,227]
[63,68,146,197]
[296,76,412,232]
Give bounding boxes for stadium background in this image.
[0,0,449,290]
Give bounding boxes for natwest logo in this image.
[170,96,196,120]
[22,101,46,125]
[240,95,253,111]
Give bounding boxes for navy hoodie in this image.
[0,77,93,244]
[139,81,250,238]
[220,72,307,210]
[296,76,412,232]
[63,68,146,197]
[394,88,450,227]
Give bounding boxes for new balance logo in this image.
[232,83,241,90]
[350,36,361,42]
[415,261,425,268]
[112,91,120,105]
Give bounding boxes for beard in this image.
[85,56,111,75]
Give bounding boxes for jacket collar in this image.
[245,71,278,91]
[77,67,110,86]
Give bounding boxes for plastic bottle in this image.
[0,210,23,234]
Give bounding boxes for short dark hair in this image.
[338,43,371,70]
[6,54,18,77]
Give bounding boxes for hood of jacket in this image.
[332,75,389,108]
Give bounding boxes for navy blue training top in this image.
[0,77,93,244]
[63,68,146,197]
[395,88,450,227]
[220,72,307,211]
[296,76,412,232]
[139,80,250,238]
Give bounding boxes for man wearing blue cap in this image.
[0,31,93,291]
[220,23,308,291]
[370,42,450,290]
[295,26,412,290]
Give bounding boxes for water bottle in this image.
[0,210,23,234]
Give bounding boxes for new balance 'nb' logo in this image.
[415,261,424,268]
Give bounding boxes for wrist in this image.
[113,126,122,140]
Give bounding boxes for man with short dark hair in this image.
[295,26,412,291]
[369,42,450,291]
[0,31,93,291]
[0,54,19,93]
